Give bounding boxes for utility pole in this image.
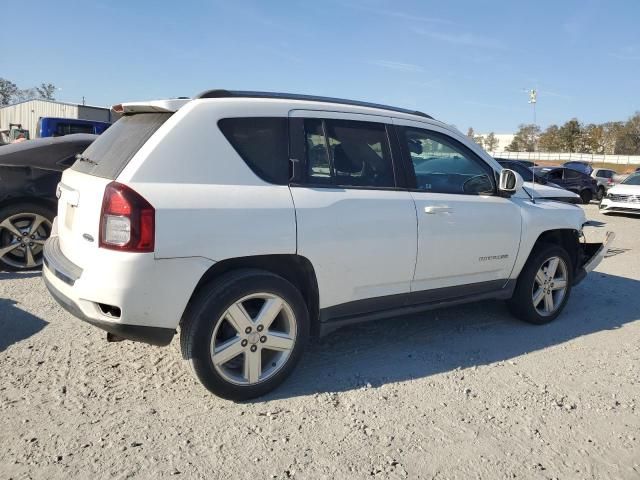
[527,88,537,125]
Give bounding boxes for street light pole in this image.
[528,88,537,125]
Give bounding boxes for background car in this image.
[0,134,96,270]
[591,168,618,200]
[533,167,598,204]
[563,160,593,175]
[497,159,547,184]
[599,172,640,216]
[496,159,580,203]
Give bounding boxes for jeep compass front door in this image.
[396,122,521,293]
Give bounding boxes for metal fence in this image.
[491,151,640,165]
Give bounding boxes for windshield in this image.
[621,173,640,185]
[502,162,534,181]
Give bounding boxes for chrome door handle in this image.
[424,206,453,214]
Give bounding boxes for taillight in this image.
[99,182,155,252]
[607,178,614,185]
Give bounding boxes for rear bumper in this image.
[42,234,214,345]
[43,273,175,346]
[573,231,615,286]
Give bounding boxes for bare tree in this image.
[36,83,56,100]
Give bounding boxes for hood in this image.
[608,184,640,195]
[523,182,579,199]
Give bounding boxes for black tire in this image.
[507,243,573,325]
[0,202,55,271]
[180,269,310,401]
[580,189,593,204]
[597,186,605,201]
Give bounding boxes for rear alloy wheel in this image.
[211,292,297,386]
[181,269,309,400]
[580,189,593,204]
[0,204,54,271]
[507,243,573,325]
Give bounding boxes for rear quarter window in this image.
[71,113,171,179]
[218,117,289,185]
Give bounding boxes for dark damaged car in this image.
[0,134,97,270]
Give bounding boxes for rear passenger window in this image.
[403,128,494,195]
[218,118,289,185]
[303,119,395,188]
[565,169,581,180]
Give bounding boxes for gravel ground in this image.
[1,204,638,480]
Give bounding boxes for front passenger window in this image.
[403,128,494,195]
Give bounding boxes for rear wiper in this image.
[75,153,97,165]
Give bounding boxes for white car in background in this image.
[600,172,640,215]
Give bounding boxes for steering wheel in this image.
[463,175,493,194]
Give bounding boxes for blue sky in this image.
[2,0,639,132]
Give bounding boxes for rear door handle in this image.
[424,206,453,214]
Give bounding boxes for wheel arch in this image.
[532,228,581,273]
[0,195,57,214]
[183,254,321,336]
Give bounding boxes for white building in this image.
[0,99,115,141]
[477,133,515,153]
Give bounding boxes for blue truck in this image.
[37,117,111,138]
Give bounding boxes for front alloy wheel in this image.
[532,256,568,316]
[507,243,573,325]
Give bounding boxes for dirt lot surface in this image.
[1,204,638,479]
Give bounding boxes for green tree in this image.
[614,112,640,155]
[466,127,484,147]
[506,124,540,152]
[484,132,499,151]
[538,124,562,152]
[602,121,624,154]
[0,78,19,106]
[581,124,605,154]
[0,78,57,105]
[558,118,582,152]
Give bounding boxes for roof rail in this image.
[195,89,433,119]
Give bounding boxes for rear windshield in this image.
[71,113,171,179]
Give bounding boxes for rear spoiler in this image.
[112,98,190,114]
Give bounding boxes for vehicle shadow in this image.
[263,272,640,401]
[0,298,48,352]
[0,271,42,280]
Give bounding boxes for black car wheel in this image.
[0,203,55,271]
[596,186,605,201]
[579,189,593,204]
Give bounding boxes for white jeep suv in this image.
[43,90,613,400]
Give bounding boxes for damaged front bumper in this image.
[573,231,615,286]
